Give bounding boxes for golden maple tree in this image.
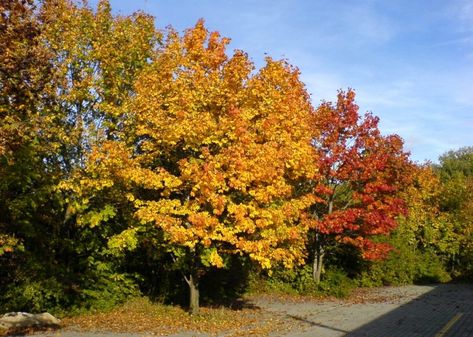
[83,20,318,313]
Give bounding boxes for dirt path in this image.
[7,284,473,337]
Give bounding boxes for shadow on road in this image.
[287,313,349,334]
[345,284,473,337]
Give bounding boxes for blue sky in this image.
[94,0,472,163]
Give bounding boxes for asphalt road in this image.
[253,283,473,337]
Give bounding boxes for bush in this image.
[318,268,356,298]
[247,267,300,295]
[358,244,451,287]
[247,265,355,298]
[0,259,141,315]
[72,270,141,314]
[0,278,66,313]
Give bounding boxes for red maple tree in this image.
[306,89,413,282]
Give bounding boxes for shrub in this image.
[247,265,355,298]
[0,259,140,315]
[358,243,451,287]
[318,268,356,298]
[0,278,66,313]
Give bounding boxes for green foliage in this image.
[108,227,140,253]
[0,0,155,315]
[1,278,66,314]
[0,258,140,315]
[357,233,451,287]
[437,146,473,181]
[247,265,355,298]
[318,268,356,298]
[434,147,473,278]
[72,269,141,314]
[247,267,305,296]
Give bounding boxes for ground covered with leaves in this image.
[0,297,299,337]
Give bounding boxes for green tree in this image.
[1,0,158,311]
[435,147,473,276]
[0,0,76,309]
[0,0,53,253]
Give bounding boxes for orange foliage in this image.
[89,20,318,270]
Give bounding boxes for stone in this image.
[0,312,61,330]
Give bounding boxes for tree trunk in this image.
[313,232,325,284]
[187,273,200,315]
[312,198,332,284]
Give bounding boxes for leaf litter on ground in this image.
[59,297,300,337]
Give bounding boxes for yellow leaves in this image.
[124,167,182,192]
[136,199,187,219]
[227,203,247,222]
[240,218,257,234]
[77,204,116,228]
[59,19,317,277]
[131,22,239,156]
[401,165,442,233]
[209,250,224,268]
[200,248,225,268]
[79,177,114,191]
[260,258,272,270]
[81,141,183,196]
[188,212,218,229]
[108,227,139,253]
[38,0,158,159]
[168,226,195,247]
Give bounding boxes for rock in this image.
[0,312,61,330]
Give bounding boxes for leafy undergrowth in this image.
[245,284,410,306]
[58,297,297,337]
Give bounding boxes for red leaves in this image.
[360,241,392,260]
[316,209,362,234]
[310,89,413,259]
